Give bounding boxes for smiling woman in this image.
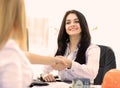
[41,10,101,84]
[25,0,120,69]
[65,13,81,36]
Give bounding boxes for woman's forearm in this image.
[25,52,54,65]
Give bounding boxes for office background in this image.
[25,0,120,69]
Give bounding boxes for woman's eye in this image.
[74,20,79,23]
[66,21,70,24]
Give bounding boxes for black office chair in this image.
[94,45,116,85]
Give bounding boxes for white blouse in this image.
[43,44,100,83]
[0,39,33,88]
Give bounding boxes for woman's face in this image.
[65,13,81,37]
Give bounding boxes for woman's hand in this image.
[52,56,72,70]
[42,73,56,82]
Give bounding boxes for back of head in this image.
[102,69,120,88]
[0,0,27,50]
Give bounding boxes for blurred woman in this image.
[0,0,65,88]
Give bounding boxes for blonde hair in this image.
[0,0,27,51]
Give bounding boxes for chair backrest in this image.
[94,45,116,85]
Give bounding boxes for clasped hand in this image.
[52,56,72,71]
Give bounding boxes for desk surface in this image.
[32,81,101,88]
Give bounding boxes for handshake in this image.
[52,56,72,71]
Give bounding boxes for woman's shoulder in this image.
[0,39,25,65]
[86,44,100,54]
[86,44,100,53]
[88,43,100,49]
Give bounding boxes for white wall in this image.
[25,0,120,68]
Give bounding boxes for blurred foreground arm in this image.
[25,52,67,66]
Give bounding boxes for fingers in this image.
[54,57,67,66]
[52,55,72,70]
[42,73,56,82]
[52,63,67,71]
[52,58,67,70]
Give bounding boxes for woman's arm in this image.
[52,44,100,82]
[25,52,67,66]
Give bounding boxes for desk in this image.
[32,82,101,88]
[32,65,101,88]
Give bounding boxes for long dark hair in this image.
[55,10,91,64]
